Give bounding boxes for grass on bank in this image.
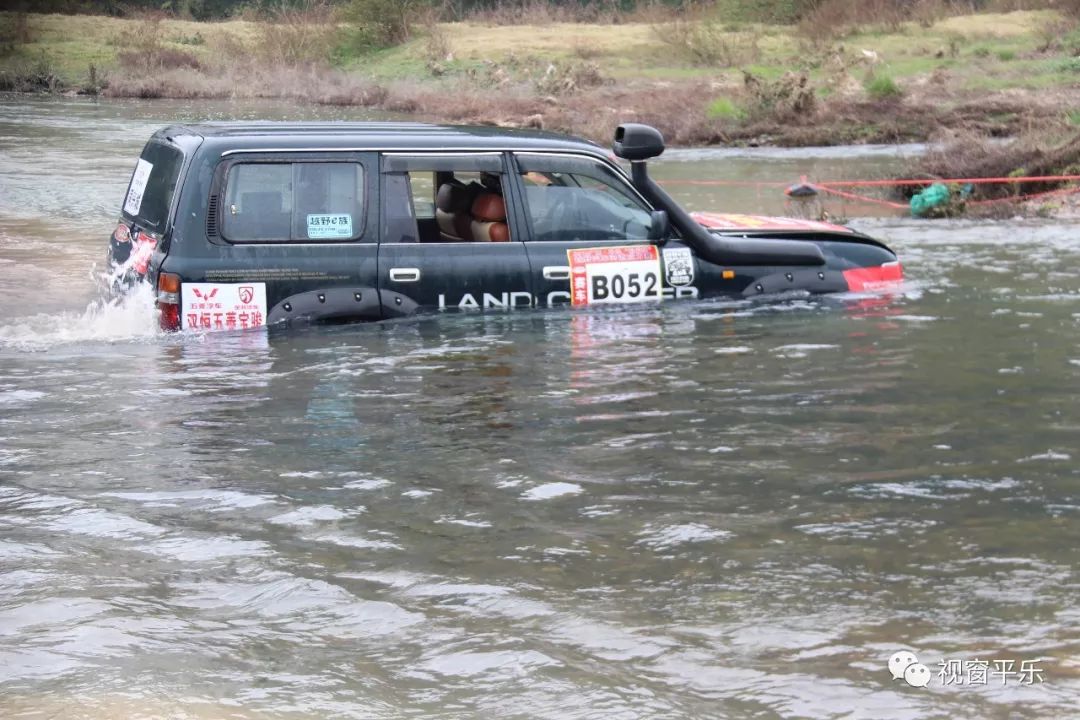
[2,7,1080,150]
[1,8,1071,87]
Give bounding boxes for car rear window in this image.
[221,162,366,243]
[122,141,184,231]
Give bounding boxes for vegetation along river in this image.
[1,95,1078,719]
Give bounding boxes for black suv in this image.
[107,122,901,332]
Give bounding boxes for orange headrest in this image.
[472,193,506,222]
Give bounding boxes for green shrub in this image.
[996,49,1015,61]
[707,96,746,120]
[340,0,430,53]
[1057,57,1080,73]
[713,0,814,24]
[972,45,991,58]
[864,72,901,99]
[1068,109,1080,126]
[653,18,761,67]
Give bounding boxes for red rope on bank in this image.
[812,186,909,209]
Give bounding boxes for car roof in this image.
[154,122,609,157]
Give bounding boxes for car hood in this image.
[691,212,854,234]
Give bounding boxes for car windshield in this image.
[121,141,184,231]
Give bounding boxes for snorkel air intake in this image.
[613,124,825,267]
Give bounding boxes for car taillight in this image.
[157,272,181,331]
[132,231,158,275]
[842,261,904,292]
[112,222,131,244]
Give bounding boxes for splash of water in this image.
[0,264,159,351]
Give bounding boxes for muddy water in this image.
[1,95,1078,719]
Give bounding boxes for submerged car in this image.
[107,122,902,332]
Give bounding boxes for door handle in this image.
[543,266,570,280]
[389,267,420,282]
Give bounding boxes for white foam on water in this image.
[101,489,278,511]
[170,574,423,637]
[1020,449,1072,462]
[0,280,158,351]
[46,507,165,540]
[0,597,113,635]
[266,506,359,527]
[892,314,940,323]
[341,477,392,491]
[435,516,492,528]
[308,532,402,551]
[636,523,733,550]
[0,540,60,561]
[419,649,560,679]
[521,482,583,501]
[147,536,273,562]
[773,341,838,358]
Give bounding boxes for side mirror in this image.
[648,210,669,242]
[613,123,665,161]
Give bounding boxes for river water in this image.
[1,95,1078,719]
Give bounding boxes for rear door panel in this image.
[376,153,533,316]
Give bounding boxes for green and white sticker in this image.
[307,213,353,239]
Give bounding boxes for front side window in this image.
[221,162,365,243]
[515,154,652,242]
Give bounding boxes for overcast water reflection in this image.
[1,95,1078,719]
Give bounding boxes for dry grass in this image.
[104,61,388,105]
[909,129,1080,200]
[932,8,1059,36]
[440,21,659,62]
[796,1,1057,44]
[653,16,764,67]
[256,2,335,65]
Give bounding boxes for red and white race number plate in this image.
[567,245,662,306]
[180,282,267,331]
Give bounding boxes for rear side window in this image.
[221,162,366,243]
[122,141,184,231]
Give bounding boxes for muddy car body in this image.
[107,122,902,332]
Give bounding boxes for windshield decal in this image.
[307,213,353,239]
[123,158,153,216]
